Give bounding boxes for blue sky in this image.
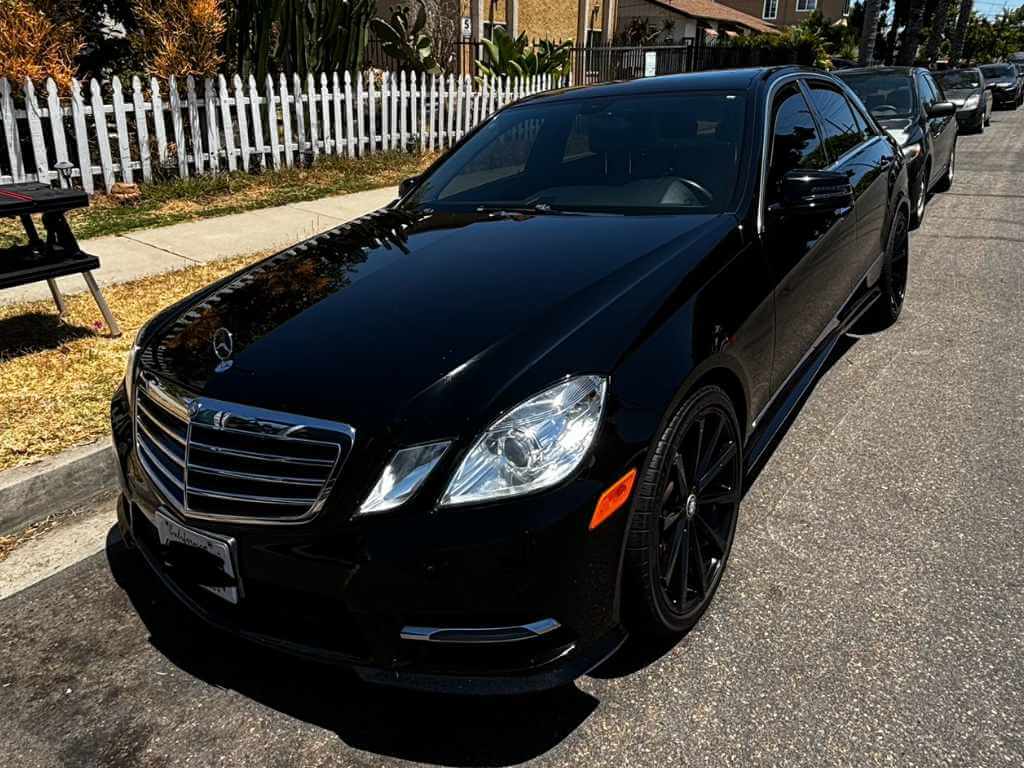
[975,0,1024,19]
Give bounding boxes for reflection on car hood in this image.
[876,117,915,146]
[139,206,730,437]
[943,88,978,105]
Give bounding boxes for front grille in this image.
[134,372,354,524]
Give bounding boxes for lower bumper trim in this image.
[400,619,561,644]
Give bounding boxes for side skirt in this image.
[743,284,881,476]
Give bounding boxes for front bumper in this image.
[955,107,985,129]
[111,385,633,694]
[992,88,1019,105]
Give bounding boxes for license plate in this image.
[154,510,241,604]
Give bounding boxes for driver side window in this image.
[767,83,827,203]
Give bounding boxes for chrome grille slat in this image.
[188,440,335,467]
[137,401,187,445]
[134,372,354,524]
[188,462,323,486]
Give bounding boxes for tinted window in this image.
[838,72,915,119]
[768,83,826,199]
[407,92,747,213]
[936,70,982,90]
[919,74,939,107]
[980,64,1016,80]
[807,82,866,159]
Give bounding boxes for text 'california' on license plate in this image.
[154,510,241,604]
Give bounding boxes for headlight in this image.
[441,375,607,506]
[963,94,980,110]
[359,441,450,514]
[902,143,922,160]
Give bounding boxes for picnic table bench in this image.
[0,182,120,336]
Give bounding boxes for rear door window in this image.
[806,82,866,161]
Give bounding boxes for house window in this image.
[796,0,816,10]
[763,0,778,19]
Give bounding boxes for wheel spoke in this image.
[693,512,727,556]
[672,454,688,495]
[697,413,725,478]
[691,530,709,598]
[697,441,737,493]
[677,524,690,604]
[663,520,687,581]
[699,486,740,506]
[691,417,705,482]
[662,508,682,532]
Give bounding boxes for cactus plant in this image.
[476,27,572,80]
[371,0,440,73]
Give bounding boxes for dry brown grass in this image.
[0,0,82,87]
[0,252,264,472]
[132,0,225,78]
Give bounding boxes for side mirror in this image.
[399,175,419,196]
[927,101,957,118]
[779,169,854,214]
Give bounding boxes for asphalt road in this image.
[3,107,1024,768]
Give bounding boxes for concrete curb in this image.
[0,440,117,536]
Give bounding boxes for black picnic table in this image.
[0,182,120,336]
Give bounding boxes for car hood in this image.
[876,117,918,147]
[140,207,730,438]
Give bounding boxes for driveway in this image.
[2,108,1022,767]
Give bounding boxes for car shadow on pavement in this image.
[106,533,598,767]
[105,332,864,764]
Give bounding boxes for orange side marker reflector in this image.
[589,468,638,530]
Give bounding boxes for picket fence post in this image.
[266,74,281,170]
[23,78,50,183]
[131,76,152,182]
[69,79,92,192]
[218,75,237,172]
[45,79,71,185]
[150,77,168,168]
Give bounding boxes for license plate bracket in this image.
[154,510,241,604]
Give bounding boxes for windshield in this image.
[838,73,915,119]
[980,64,1015,80]
[936,70,981,90]
[405,92,747,214]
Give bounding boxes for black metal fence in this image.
[365,37,816,84]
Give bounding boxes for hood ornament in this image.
[213,327,234,372]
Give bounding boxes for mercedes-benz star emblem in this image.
[212,327,234,372]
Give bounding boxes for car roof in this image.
[836,66,919,77]
[516,66,827,106]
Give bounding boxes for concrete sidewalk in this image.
[0,186,397,306]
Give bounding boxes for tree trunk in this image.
[859,0,882,64]
[950,0,973,64]
[897,0,926,65]
[884,16,901,64]
[925,0,955,64]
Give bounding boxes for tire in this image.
[985,112,991,126]
[910,163,928,229]
[858,209,909,333]
[625,385,742,637]
[935,142,955,193]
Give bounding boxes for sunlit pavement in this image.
[2,107,1023,767]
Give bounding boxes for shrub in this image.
[132,0,225,78]
[719,27,831,69]
[0,0,82,86]
[372,0,441,73]
[477,27,572,80]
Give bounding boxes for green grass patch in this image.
[0,151,435,248]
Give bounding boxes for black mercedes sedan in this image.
[110,66,910,694]
[935,67,992,132]
[980,62,1023,109]
[837,66,957,228]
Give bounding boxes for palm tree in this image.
[950,0,973,64]
[860,0,882,64]
[925,0,955,64]
[897,0,926,64]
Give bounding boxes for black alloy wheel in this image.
[626,385,743,635]
[911,164,928,229]
[859,209,909,332]
[935,142,955,192]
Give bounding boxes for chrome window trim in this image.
[758,72,877,236]
[134,371,356,526]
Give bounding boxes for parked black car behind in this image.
[838,66,957,227]
[111,67,911,694]
[935,67,992,132]
[980,63,1023,108]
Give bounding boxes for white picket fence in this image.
[0,70,562,194]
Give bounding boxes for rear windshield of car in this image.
[404,92,748,214]
[980,64,1016,80]
[838,73,915,119]
[936,70,981,90]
